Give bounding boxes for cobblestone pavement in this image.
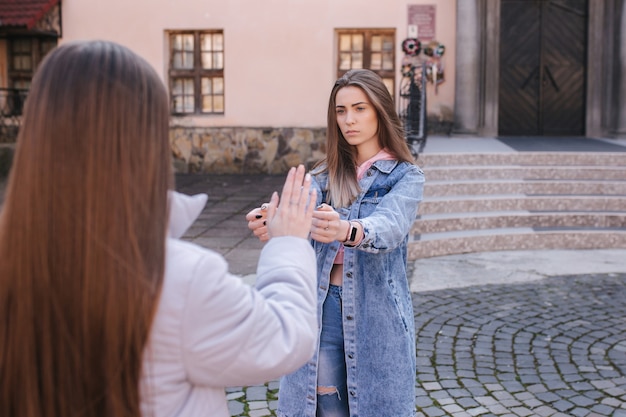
[172,174,626,417]
[2,173,625,416]
[410,273,626,417]
[223,272,626,417]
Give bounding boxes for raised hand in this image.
[246,165,316,241]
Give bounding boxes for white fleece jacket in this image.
[140,191,317,417]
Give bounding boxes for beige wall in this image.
[61,0,456,129]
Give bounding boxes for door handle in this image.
[521,66,539,90]
[543,65,560,92]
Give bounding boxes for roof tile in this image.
[0,0,59,29]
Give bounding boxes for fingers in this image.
[252,225,269,241]
[246,203,268,220]
[310,205,343,242]
[279,166,298,212]
[267,164,315,239]
[278,165,310,214]
[281,165,311,211]
[315,203,333,212]
[247,203,270,240]
[265,191,279,238]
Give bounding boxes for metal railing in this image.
[0,88,28,143]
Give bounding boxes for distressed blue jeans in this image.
[317,284,350,417]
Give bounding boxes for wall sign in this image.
[408,5,436,41]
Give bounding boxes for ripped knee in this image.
[317,385,339,397]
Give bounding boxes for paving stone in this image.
[249,409,273,417]
[552,399,574,412]
[466,386,489,397]
[415,396,434,408]
[535,391,562,403]
[418,373,439,382]
[484,403,509,415]
[521,398,543,409]
[226,391,245,400]
[500,398,522,408]
[569,408,592,417]
[492,391,514,401]
[422,406,446,417]
[248,400,268,410]
[227,400,244,416]
[601,397,623,407]
[606,387,626,397]
[437,397,456,406]
[440,379,461,389]
[590,403,616,415]
[569,395,597,407]
[466,406,490,416]
[447,388,471,398]
[583,390,605,400]
[508,406,534,416]
[530,405,558,417]
[442,403,464,413]
[456,397,480,408]
[422,381,442,390]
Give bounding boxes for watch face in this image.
[348,223,357,242]
[349,225,358,242]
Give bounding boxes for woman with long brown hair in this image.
[248,69,425,416]
[0,40,318,417]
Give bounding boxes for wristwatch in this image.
[343,221,359,247]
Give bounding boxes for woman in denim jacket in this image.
[247,69,425,416]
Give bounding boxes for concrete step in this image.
[424,179,626,197]
[409,150,626,259]
[417,152,626,167]
[413,212,626,234]
[424,165,626,181]
[420,195,626,214]
[408,229,626,259]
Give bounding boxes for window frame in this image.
[7,36,57,89]
[168,29,225,116]
[336,28,396,95]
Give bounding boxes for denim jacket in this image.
[277,159,425,417]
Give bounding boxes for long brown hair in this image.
[318,69,414,208]
[0,40,172,417]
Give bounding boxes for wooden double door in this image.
[498,0,588,136]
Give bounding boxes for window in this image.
[8,36,57,89]
[168,30,224,115]
[336,29,396,95]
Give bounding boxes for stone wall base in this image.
[170,126,327,174]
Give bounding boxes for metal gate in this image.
[498,0,587,136]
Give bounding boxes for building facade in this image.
[0,0,624,174]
